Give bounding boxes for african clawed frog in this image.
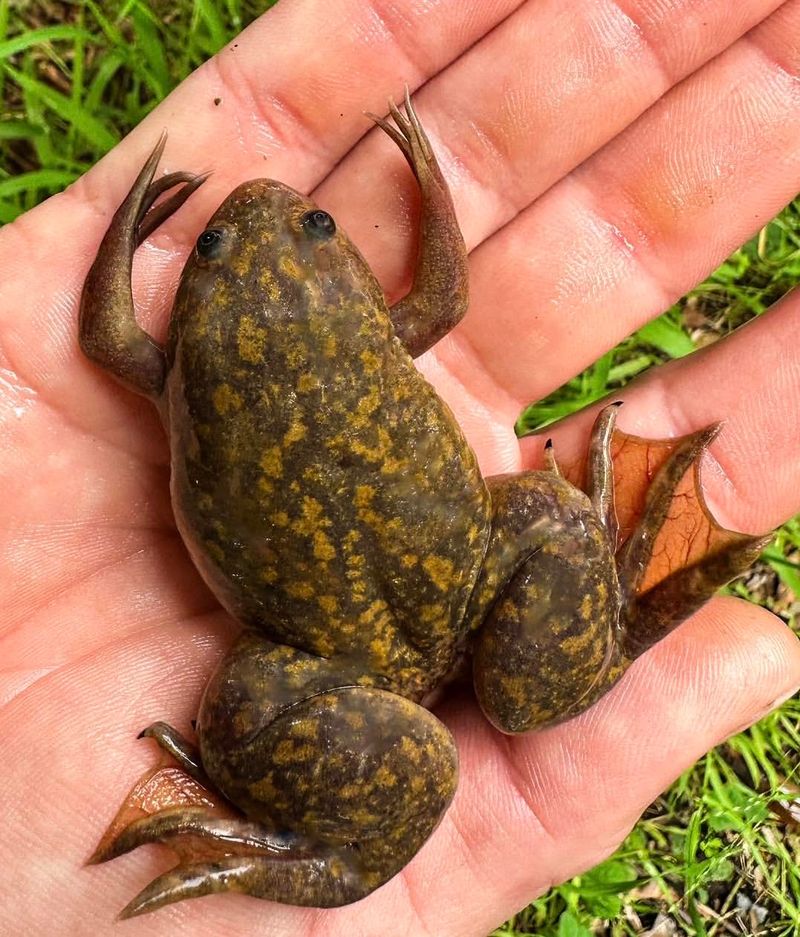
[79,93,768,917]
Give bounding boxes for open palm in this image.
[3,1,800,934]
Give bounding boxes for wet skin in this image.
[79,95,770,918]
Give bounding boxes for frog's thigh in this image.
[472,473,624,734]
[195,636,458,905]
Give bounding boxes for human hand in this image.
[2,1,800,934]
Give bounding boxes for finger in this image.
[451,1,800,430]
[3,597,797,934]
[0,0,523,415]
[414,597,800,937]
[318,0,786,291]
[0,0,786,426]
[521,284,800,535]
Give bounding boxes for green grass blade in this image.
[0,168,77,198]
[2,63,118,151]
[0,25,92,61]
[636,310,695,357]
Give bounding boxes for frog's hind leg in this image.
[470,451,625,735]
[79,135,208,399]
[369,89,469,357]
[92,633,458,916]
[613,420,770,659]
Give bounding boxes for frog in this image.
[79,92,770,919]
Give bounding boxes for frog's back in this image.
[164,180,491,696]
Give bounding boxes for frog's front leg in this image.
[371,90,469,357]
[79,136,208,399]
[91,632,458,917]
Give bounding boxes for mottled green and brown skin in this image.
[79,94,769,918]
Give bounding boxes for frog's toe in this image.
[368,87,434,172]
[136,169,211,245]
[118,856,259,919]
[89,805,294,864]
[118,849,366,918]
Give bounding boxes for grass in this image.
[1,2,798,935]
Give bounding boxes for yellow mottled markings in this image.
[422,555,455,592]
[249,775,278,802]
[271,510,290,527]
[344,710,366,730]
[401,553,418,568]
[580,594,593,620]
[524,582,540,600]
[237,316,268,364]
[359,600,388,625]
[285,581,314,600]
[310,631,336,657]
[360,349,381,374]
[258,267,281,302]
[231,252,253,279]
[498,597,521,623]
[369,637,391,667]
[260,567,278,584]
[283,417,307,446]
[349,807,380,826]
[257,478,274,495]
[297,372,319,393]
[375,765,397,788]
[203,539,225,565]
[324,334,337,358]
[284,343,307,369]
[272,739,315,765]
[278,254,302,281]
[419,603,445,624]
[399,736,422,764]
[260,446,283,479]
[354,485,376,508]
[290,720,318,740]
[499,674,528,710]
[596,580,608,603]
[313,530,336,562]
[292,495,328,536]
[351,386,380,425]
[381,454,408,475]
[317,594,339,614]
[560,629,602,656]
[212,383,243,415]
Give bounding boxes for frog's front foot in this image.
[78,135,208,399]
[369,88,470,356]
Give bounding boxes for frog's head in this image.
[173,179,388,336]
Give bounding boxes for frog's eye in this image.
[300,210,336,240]
[196,228,225,259]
